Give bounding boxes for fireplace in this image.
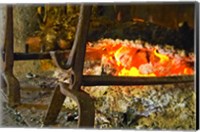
[34,4,196,128]
[1,2,198,129]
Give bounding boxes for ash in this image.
[51,38,195,129]
[52,59,196,129]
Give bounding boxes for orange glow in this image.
[153,49,169,63]
[85,39,194,77]
[118,67,156,77]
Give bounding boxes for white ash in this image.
[139,63,154,74]
[53,68,71,84]
[52,38,195,129]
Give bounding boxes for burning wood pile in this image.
[85,38,194,77]
[53,38,195,129]
[2,4,195,129]
[21,5,195,129]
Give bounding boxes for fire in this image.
[153,49,169,63]
[85,39,194,77]
[118,67,156,77]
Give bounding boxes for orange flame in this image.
[85,39,194,77]
[153,49,169,63]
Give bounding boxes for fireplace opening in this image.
[1,3,196,129]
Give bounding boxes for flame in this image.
[85,39,194,77]
[119,67,156,77]
[153,49,169,63]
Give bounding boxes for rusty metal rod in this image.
[13,52,51,60]
[4,6,14,70]
[70,5,92,90]
[2,50,70,61]
[2,5,21,106]
[59,83,95,127]
[82,75,194,86]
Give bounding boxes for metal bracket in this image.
[2,5,21,107]
[44,4,95,128]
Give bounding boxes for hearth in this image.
[1,3,196,128]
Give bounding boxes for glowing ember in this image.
[85,39,194,77]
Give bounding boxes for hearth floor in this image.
[0,71,196,129]
[0,73,78,128]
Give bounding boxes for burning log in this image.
[52,38,194,85]
[85,39,194,77]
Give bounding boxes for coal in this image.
[88,21,194,53]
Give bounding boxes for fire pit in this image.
[42,5,194,128]
[85,38,194,77]
[1,3,196,129]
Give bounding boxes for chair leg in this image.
[43,86,66,125]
